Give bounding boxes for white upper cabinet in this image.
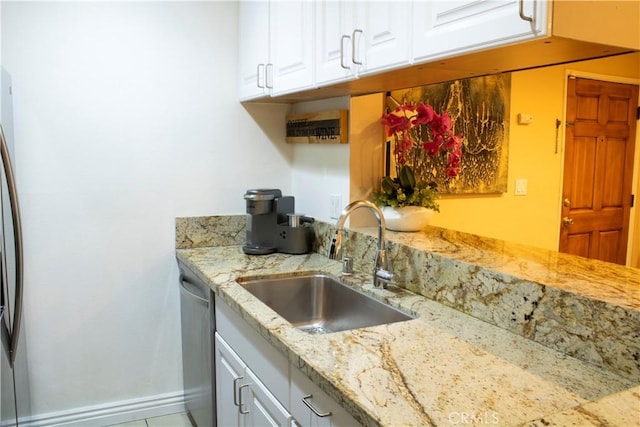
[315,0,357,85]
[239,1,630,101]
[413,0,548,62]
[356,1,413,75]
[315,1,412,86]
[238,0,315,101]
[238,1,270,101]
[270,0,315,96]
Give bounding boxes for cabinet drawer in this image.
[215,298,290,406]
[290,367,358,427]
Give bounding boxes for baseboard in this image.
[22,391,186,427]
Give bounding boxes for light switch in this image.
[515,179,528,196]
[517,113,533,125]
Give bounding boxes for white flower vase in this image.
[381,206,434,232]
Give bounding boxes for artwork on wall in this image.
[286,110,349,144]
[388,73,511,194]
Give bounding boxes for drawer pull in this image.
[302,395,331,418]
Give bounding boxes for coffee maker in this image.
[242,189,313,255]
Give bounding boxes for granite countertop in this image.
[375,227,640,311]
[176,245,639,427]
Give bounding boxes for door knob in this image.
[562,217,574,226]
[563,198,571,207]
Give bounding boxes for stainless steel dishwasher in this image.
[178,260,214,427]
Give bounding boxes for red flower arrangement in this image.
[381,102,463,178]
[374,102,463,210]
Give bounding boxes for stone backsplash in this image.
[176,215,640,383]
[175,215,246,249]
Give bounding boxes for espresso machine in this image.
[242,189,314,255]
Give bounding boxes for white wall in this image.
[2,1,292,421]
[289,97,350,223]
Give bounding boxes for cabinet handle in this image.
[351,29,363,65]
[238,384,251,414]
[302,395,331,418]
[340,35,351,70]
[518,0,534,22]
[233,376,244,407]
[265,63,274,89]
[256,64,265,89]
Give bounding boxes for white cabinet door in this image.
[290,368,358,427]
[413,0,547,62]
[315,0,357,85]
[215,333,247,427]
[245,369,293,427]
[269,0,315,96]
[216,297,290,406]
[356,1,413,75]
[238,0,270,101]
[216,332,292,427]
[315,1,411,84]
[216,298,356,427]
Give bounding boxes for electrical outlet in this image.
[329,194,342,219]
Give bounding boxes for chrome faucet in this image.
[328,200,393,288]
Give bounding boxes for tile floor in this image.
[105,412,192,427]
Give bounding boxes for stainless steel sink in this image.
[236,272,414,334]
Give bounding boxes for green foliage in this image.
[374,165,440,211]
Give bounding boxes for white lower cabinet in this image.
[245,368,292,427]
[215,333,292,427]
[215,298,358,427]
[214,333,248,427]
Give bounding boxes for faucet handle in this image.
[375,268,393,280]
[374,249,391,271]
[374,268,393,288]
[373,249,393,288]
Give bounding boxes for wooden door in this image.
[560,77,638,264]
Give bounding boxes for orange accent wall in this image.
[428,53,640,266]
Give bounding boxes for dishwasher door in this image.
[178,260,214,427]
